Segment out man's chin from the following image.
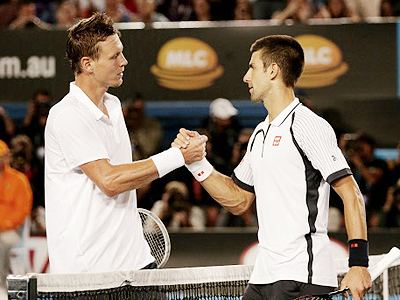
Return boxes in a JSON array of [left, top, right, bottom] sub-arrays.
[[111, 80, 123, 88], [250, 96, 262, 104]]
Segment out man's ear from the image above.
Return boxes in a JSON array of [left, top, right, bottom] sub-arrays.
[[80, 56, 94, 74], [269, 62, 279, 80]]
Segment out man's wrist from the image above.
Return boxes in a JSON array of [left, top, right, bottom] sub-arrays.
[[186, 158, 213, 182], [348, 239, 369, 267], [151, 147, 185, 178]]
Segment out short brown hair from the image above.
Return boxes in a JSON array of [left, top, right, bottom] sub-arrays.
[[250, 35, 304, 88], [66, 13, 120, 75]]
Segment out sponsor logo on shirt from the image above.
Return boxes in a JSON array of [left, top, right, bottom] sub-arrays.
[[273, 136, 282, 146]]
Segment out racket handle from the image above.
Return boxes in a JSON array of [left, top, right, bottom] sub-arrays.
[[369, 247, 400, 281]]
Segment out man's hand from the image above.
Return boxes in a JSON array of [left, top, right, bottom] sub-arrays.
[[173, 128, 207, 165], [171, 128, 199, 149], [340, 266, 371, 300]]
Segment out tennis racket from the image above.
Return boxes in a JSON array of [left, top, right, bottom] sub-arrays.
[[295, 246, 400, 300], [138, 208, 171, 268]]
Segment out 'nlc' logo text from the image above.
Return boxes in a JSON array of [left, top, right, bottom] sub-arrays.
[[151, 37, 223, 90], [295, 35, 348, 88]]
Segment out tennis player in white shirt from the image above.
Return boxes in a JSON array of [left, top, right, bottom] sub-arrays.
[[45, 13, 207, 274], [173, 35, 371, 300]]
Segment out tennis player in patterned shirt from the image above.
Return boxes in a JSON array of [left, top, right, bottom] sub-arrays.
[[173, 35, 371, 300]]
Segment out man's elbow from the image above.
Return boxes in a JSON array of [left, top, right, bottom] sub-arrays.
[[229, 202, 250, 215], [99, 180, 120, 197]]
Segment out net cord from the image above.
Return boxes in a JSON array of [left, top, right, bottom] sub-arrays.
[[33, 264, 254, 293], [29, 253, 400, 296]]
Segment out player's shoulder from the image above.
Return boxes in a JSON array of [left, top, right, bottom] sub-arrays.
[[49, 92, 80, 115], [294, 104, 331, 129]]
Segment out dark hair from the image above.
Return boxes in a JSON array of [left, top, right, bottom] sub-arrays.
[[66, 13, 120, 75], [250, 35, 304, 88]]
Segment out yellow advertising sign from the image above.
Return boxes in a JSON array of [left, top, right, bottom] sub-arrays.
[[295, 35, 348, 88], [151, 37, 224, 90]]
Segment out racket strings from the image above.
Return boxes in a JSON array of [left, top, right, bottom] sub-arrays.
[[139, 212, 167, 266]]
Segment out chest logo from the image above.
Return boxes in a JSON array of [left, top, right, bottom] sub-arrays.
[[272, 136, 282, 146]]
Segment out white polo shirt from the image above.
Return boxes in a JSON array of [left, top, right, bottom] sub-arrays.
[[233, 98, 351, 287], [45, 82, 154, 274]]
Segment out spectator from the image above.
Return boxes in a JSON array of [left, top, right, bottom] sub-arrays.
[[55, 0, 79, 28], [105, 0, 135, 22], [78, 0, 105, 18], [123, 94, 163, 162], [35, 0, 57, 24], [22, 90, 51, 158], [379, 179, 400, 228], [188, 0, 213, 21], [347, 133, 391, 228], [0, 0, 18, 28], [123, 94, 164, 208], [200, 98, 242, 174], [151, 181, 206, 229], [314, 0, 360, 21], [21, 90, 51, 211], [9, 0, 52, 29], [234, 0, 253, 20], [190, 128, 227, 227], [157, 0, 193, 21], [9, 134, 34, 180], [0, 106, 15, 144], [230, 127, 253, 169], [9, 134, 46, 234], [0, 140, 33, 297], [218, 128, 257, 227], [132, 0, 169, 23], [344, 0, 381, 20], [272, 0, 318, 23], [380, 0, 397, 16]]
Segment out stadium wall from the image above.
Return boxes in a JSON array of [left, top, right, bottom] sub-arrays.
[[0, 21, 399, 146]]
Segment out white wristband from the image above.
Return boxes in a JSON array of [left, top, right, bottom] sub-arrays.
[[185, 158, 213, 182], [151, 147, 185, 178]]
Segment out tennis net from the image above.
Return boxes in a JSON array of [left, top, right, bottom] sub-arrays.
[[7, 254, 400, 300]]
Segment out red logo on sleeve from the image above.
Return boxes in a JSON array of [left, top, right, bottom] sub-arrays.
[[273, 136, 282, 146]]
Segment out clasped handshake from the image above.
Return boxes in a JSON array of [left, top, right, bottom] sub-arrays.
[[172, 128, 208, 165]]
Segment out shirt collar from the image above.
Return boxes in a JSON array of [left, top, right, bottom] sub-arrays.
[[268, 97, 301, 127], [69, 82, 119, 122]]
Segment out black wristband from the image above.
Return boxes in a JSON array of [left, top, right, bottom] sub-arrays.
[[348, 239, 369, 267]]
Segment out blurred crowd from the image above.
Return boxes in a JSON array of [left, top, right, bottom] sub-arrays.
[[1, 90, 400, 235], [1, 0, 400, 29]]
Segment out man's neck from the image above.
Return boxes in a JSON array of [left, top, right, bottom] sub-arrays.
[[263, 88, 295, 122], [75, 76, 109, 117]]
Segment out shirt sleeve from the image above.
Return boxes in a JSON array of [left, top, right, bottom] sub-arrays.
[[52, 107, 109, 169], [293, 113, 352, 184], [232, 143, 255, 194]]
